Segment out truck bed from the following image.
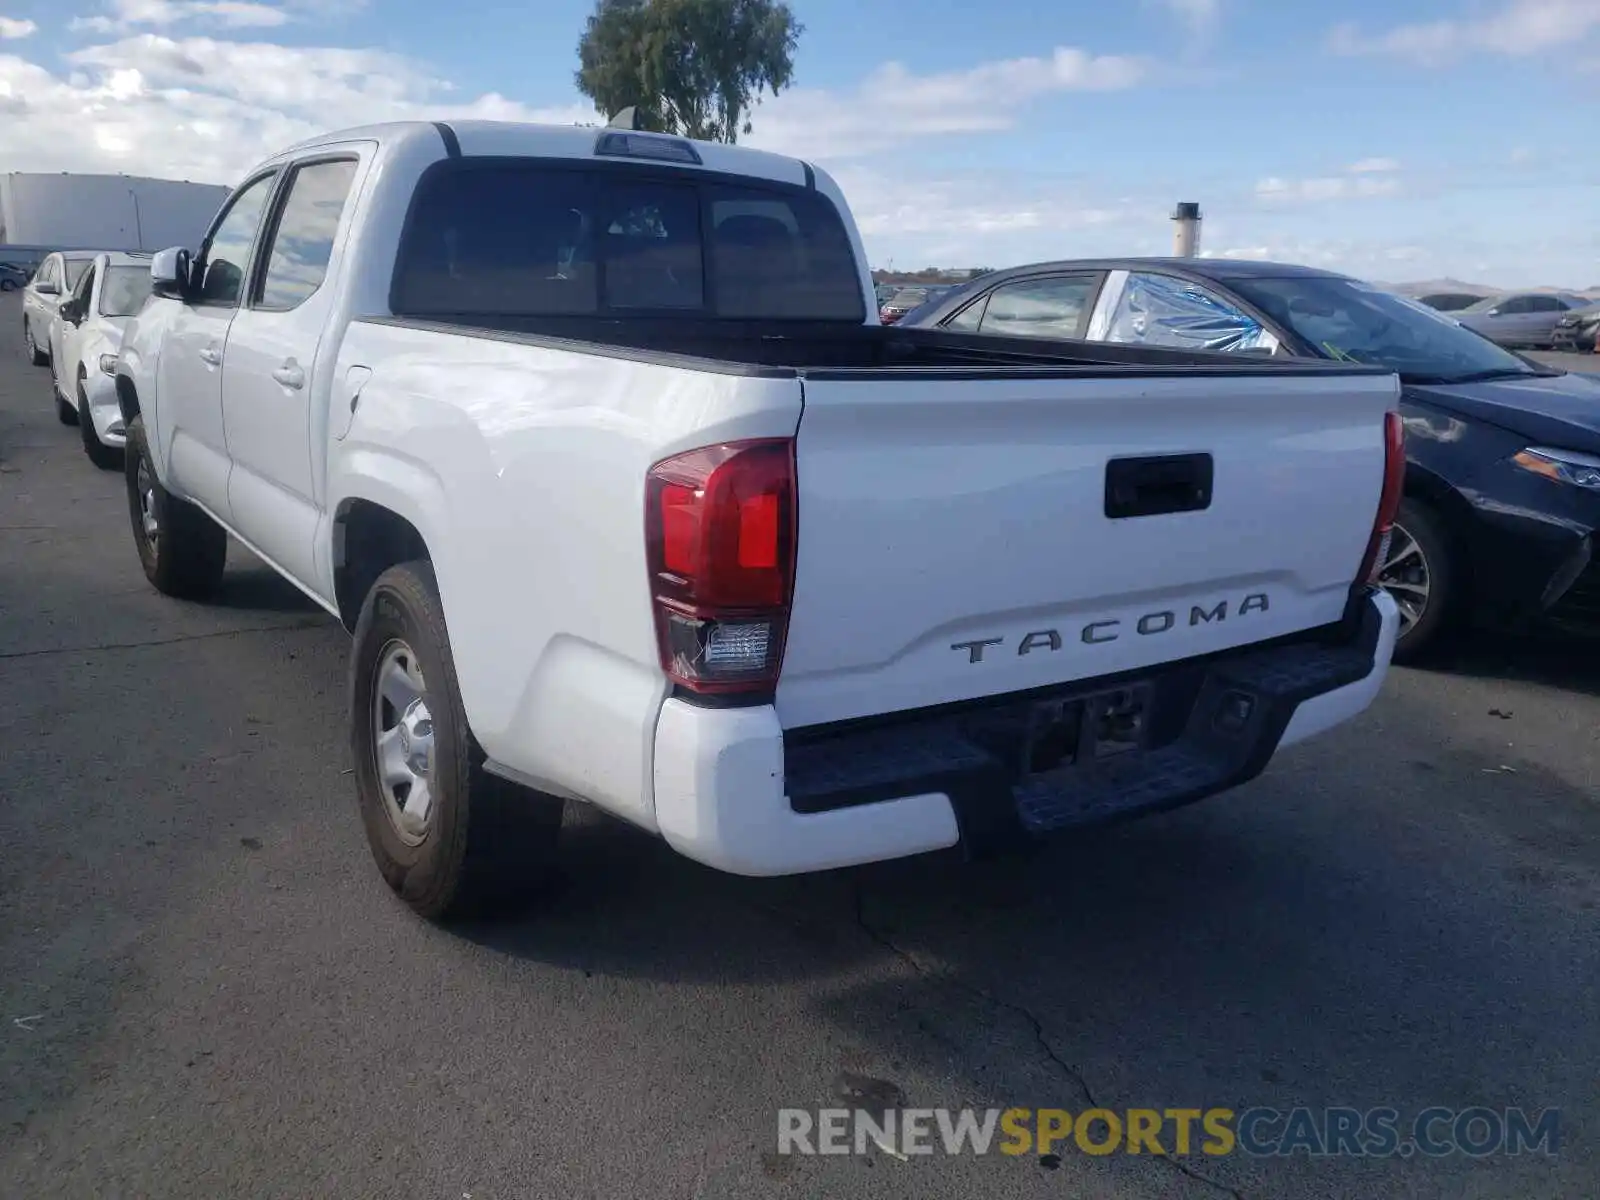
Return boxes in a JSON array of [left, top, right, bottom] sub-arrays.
[[358, 314, 1392, 380]]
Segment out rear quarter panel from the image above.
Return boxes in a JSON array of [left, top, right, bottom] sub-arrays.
[[327, 321, 804, 828]]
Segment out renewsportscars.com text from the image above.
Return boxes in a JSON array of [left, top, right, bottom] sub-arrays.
[[777, 1106, 1560, 1160]]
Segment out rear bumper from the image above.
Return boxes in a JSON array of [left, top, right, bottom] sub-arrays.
[[652, 589, 1398, 876]]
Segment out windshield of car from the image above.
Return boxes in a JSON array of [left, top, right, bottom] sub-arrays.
[[1226, 275, 1549, 383], [64, 258, 94, 289], [100, 265, 153, 317]]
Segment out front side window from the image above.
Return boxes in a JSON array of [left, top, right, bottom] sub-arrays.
[[100, 266, 153, 317], [391, 163, 865, 321], [198, 173, 277, 306], [258, 159, 359, 310], [71, 263, 96, 309], [1103, 272, 1274, 353], [978, 275, 1096, 340]]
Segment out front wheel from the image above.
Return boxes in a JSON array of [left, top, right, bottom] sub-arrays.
[[23, 320, 47, 367], [1380, 498, 1458, 663], [78, 379, 122, 469], [124, 415, 228, 598], [349, 561, 563, 921]]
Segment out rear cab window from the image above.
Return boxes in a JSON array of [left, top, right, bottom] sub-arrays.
[[390, 159, 865, 322]]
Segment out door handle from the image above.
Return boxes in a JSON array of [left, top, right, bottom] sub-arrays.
[[1105, 453, 1214, 519], [199, 345, 222, 367], [271, 361, 305, 390]]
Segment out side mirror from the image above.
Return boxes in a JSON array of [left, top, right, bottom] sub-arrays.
[[150, 247, 192, 301], [58, 300, 78, 323], [1486, 308, 1502, 317], [36, 280, 60, 296]]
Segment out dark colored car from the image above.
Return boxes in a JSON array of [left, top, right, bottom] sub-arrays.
[[1416, 291, 1488, 313], [903, 258, 1600, 660], [1551, 303, 1600, 353], [0, 262, 32, 292]]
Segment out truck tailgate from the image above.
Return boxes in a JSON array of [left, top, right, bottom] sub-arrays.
[[776, 368, 1398, 730]]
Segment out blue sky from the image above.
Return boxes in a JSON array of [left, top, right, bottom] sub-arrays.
[[2, 0, 1598, 285]]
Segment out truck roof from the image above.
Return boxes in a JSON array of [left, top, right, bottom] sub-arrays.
[[274, 119, 815, 190]]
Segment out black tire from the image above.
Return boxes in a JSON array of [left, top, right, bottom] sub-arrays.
[[24, 319, 47, 367], [349, 560, 563, 921], [124, 415, 228, 598], [56, 386, 79, 426], [1384, 498, 1458, 664], [78, 379, 122, 469]]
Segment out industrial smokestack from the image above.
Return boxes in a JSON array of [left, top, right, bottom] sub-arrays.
[[1172, 201, 1202, 257]]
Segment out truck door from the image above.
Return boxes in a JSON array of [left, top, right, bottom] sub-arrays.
[[220, 154, 363, 597], [158, 170, 279, 521]]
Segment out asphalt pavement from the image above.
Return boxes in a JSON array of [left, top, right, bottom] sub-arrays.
[[2, 291, 1598, 1199]]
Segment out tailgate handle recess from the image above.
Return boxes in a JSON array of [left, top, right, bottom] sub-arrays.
[[1105, 453, 1213, 519]]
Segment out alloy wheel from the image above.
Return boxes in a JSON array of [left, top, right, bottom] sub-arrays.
[[1379, 521, 1431, 638]]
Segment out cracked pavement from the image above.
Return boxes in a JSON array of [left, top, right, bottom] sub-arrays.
[[2, 292, 1598, 1198]]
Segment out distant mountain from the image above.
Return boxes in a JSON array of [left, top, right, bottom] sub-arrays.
[[1379, 278, 1600, 300]]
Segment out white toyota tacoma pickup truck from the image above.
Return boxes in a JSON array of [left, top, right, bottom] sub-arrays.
[[116, 120, 1403, 920]]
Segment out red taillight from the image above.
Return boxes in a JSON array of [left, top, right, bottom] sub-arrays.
[[1357, 411, 1406, 586], [645, 439, 796, 696]]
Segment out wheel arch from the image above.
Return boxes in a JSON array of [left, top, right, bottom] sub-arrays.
[[333, 497, 435, 633], [114, 374, 141, 426]]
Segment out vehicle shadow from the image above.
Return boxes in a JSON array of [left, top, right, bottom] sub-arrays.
[[1419, 625, 1600, 698], [211, 559, 323, 614], [451, 693, 1599, 1196]]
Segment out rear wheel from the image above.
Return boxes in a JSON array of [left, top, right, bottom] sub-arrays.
[[1381, 498, 1457, 663], [124, 415, 228, 598], [350, 561, 563, 921], [78, 378, 122, 469]]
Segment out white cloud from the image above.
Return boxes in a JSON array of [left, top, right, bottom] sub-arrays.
[[0, 16, 38, 38], [1256, 176, 1402, 202], [745, 46, 1148, 160], [70, 1, 294, 33], [1329, 0, 1600, 65], [1256, 157, 1405, 204], [0, 34, 594, 181], [1154, 0, 1222, 40]]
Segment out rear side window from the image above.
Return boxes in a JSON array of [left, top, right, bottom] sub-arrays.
[[978, 275, 1096, 340], [257, 159, 359, 311], [391, 163, 864, 321]]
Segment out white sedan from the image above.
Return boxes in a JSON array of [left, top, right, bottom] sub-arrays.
[[49, 252, 152, 469]]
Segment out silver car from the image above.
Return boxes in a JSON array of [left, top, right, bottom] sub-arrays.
[[20, 251, 97, 367], [1454, 291, 1593, 349]]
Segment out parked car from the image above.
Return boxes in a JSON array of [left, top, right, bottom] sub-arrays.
[[879, 287, 929, 324], [117, 122, 1399, 921], [904, 258, 1600, 658], [1454, 291, 1593, 349], [0, 262, 30, 292], [20, 250, 97, 366], [46, 250, 151, 467], [1551, 303, 1600, 353], [1414, 292, 1487, 313]]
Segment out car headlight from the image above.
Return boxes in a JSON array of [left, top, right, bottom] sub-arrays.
[[1512, 446, 1600, 490], [99, 353, 118, 375]]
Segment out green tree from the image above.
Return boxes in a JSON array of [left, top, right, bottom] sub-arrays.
[[576, 0, 802, 143]]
